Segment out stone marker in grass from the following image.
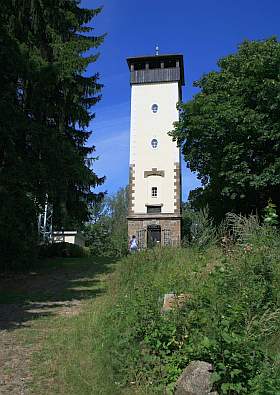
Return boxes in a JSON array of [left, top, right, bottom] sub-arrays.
[[174, 360, 217, 395], [161, 293, 192, 313]]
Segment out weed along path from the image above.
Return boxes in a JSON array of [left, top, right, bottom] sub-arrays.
[[0, 256, 115, 395]]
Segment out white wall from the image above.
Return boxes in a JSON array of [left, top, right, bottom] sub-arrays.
[[52, 231, 85, 247], [129, 82, 180, 214]]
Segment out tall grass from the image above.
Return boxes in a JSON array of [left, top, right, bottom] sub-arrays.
[[31, 219, 280, 394]]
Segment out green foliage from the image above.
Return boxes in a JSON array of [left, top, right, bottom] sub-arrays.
[[264, 199, 279, 226], [248, 359, 280, 395], [91, 221, 280, 394], [0, 190, 38, 271], [0, 1, 104, 269], [224, 212, 260, 244], [39, 242, 90, 258], [171, 37, 280, 220], [85, 221, 111, 256], [85, 187, 128, 257], [181, 202, 193, 241], [181, 204, 217, 247]]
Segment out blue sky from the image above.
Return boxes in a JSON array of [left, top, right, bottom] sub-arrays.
[[81, 0, 280, 200]]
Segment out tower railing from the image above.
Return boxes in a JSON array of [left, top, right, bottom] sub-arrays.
[[130, 67, 181, 84]]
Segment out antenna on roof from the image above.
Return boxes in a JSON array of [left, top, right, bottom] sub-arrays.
[[155, 44, 159, 56]]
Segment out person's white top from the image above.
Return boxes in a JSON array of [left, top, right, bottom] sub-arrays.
[[130, 239, 138, 249]]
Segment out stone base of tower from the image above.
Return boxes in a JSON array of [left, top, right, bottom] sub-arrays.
[[128, 215, 181, 249]]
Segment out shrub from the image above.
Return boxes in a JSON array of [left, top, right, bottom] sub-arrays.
[[248, 359, 280, 395], [39, 242, 90, 258], [85, 187, 128, 258], [264, 199, 279, 227], [0, 190, 38, 271], [182, 205, 217, 248], [91, 223, 280, 394]]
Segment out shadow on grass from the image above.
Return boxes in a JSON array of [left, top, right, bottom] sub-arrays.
[[0, 255, 117, 331]]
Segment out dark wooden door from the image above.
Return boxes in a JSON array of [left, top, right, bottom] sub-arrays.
[[147, 225, 161, 248]]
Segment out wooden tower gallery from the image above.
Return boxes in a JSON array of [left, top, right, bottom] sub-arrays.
[[127, 52, 184, 248]]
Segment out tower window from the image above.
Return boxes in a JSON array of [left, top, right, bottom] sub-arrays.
[[151, 139, 158, 148], [134, 62, 146, 70], [147, 205, 161, 214], [151, 104, 158, 113], [149, 61, 161, 69], [164, 59, 177, 68], [152, 187, 158, 197]]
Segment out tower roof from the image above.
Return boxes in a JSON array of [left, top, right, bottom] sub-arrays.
[[127, 53, 185, 86]]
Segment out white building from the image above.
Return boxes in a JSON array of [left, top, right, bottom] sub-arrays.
[[52, 230, 85, 247], [127, 53, 184, 248]]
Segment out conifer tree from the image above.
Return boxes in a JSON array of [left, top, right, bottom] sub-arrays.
[[0, 1, 105, 269]]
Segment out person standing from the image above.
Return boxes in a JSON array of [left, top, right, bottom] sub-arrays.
[[129, 235, 138, 253]]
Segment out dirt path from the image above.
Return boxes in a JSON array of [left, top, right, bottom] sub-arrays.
[[0, 329, 34, 394], [0, 257, 113, 394]]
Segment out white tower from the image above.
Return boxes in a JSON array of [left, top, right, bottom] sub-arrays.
[[127, 53, 184, 248]]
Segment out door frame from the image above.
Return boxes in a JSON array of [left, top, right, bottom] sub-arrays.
[[147, 224, 161, 248]]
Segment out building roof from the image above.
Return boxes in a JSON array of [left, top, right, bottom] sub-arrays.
[[127, 53, 185, 85], [127, 53, 183, 65]]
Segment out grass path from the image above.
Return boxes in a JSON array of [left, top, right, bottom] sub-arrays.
[[0, 256, 116, 394]]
